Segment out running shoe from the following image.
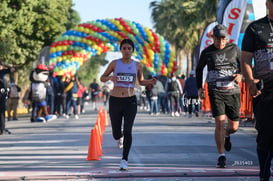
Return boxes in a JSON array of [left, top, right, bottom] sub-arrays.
[[117, 136, 124, 149], [195, 111, 199, 117], [216, 155, 226, 168], [36, 117, 46, 123], [175, 111, 180, 117], [45, 115, 57, 122], [224, 136, 232, 152], [119, 159, 128, 171], [171, 112, 174, 117]]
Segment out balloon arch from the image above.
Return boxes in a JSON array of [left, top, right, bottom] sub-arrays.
[[49, 18, 177, 77]]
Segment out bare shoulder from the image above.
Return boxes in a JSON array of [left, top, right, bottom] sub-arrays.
[[107, 59, 118, 70], [110, 59, 118, 66]]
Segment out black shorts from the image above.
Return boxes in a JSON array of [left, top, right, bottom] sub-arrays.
[[208, 91, 240, 121], [77, 97, 82, 106]]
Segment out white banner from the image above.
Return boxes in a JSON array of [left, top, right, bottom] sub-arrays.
[[222, 0, 247, 45], [199, 21, 218, 56]]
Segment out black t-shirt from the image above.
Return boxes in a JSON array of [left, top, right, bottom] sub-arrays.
[[196, 42, 241, 95], [242, 15, 273, 90], [0, 68, 11, 89], [89, 82, 99, 95]]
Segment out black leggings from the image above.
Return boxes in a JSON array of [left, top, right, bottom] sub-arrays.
[[253, 92, 273, 180], [109, 96, 137, 161]]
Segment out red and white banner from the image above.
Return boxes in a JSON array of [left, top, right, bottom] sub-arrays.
[[199, 21, 218, 56], [222, 0, 247, 44]]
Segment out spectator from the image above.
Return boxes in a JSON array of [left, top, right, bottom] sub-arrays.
[[46, 75, 54, 115], [102, 82, 111, 106], [89, 78, 99, 111], [178, 74, 186, 114], [53, 75, 65, 117], [149, 76, 160, 115], [139, 85, 147, 110], [81, 87, 88, 113], [165, 72, 183, 117], [156, 76, 166, 114], [6, 78, 21, 121], [77, 77, 85, 115], [22, 87, 31, 113], [64, 75, 79, 119], [0, 63, 15, 134], [183, 70, 199, 118]]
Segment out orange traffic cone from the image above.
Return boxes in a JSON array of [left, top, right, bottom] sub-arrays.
[[100, 110, 106, 133], [104, 109, 109, 126], [94, 125, 102, 156], [96, 118, 103, 141], [86, 129, 100, 160], [99, 107, 104, 122]]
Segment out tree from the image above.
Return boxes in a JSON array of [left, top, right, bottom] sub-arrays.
[[77, 54, 108, 86], [150, 0, 218, 76], [0, 0, 79, 85]]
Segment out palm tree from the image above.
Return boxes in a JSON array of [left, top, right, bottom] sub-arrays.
[[150, 0, 218, 76]]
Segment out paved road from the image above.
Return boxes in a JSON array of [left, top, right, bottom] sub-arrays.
[[0, 103, 267, 180]]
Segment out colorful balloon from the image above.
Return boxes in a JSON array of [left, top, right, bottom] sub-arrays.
[[49, 18, 177, 77]]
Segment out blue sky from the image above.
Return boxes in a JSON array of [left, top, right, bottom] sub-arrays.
[[72, 0, 156, 30]]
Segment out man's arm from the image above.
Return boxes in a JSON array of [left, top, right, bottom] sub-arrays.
[[233, 46, 242, 84], [241, 51, 261, 97], [196, 51, 207, 97]]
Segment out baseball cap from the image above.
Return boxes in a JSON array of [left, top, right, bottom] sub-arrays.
[[36, 64, 49, 71], [213, 24, 228, 37]]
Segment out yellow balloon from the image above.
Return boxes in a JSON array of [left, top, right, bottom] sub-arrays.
[[148, 49, 154, 62], [50, 47, 56, 53], [140, 59, 146, 65], [57, 57, 62, 62], [168, 62, 173, 68], [117, 24, 124, 32], [93, 45, 98, 49], [78, 26, 84, 33], [163, 68, 168, 76], [56, 46, 62, 52]]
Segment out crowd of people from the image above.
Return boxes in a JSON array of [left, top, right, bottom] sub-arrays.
[[138, 71, 200, 118], [0, 64, 111, 124]]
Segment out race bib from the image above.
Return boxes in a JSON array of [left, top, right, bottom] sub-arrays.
[[216, 80, 234, 89], [117, 75, 134, 82]]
